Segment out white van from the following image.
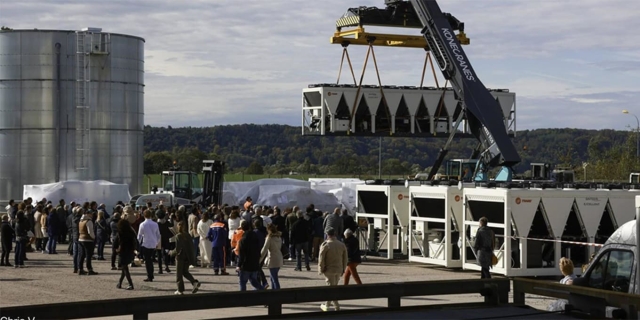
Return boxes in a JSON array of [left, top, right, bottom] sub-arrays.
[[570, 196, 639, 318], [574, 220, 637, 294]]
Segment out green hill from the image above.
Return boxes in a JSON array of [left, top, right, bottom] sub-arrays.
[[143, 125, 637, 181]]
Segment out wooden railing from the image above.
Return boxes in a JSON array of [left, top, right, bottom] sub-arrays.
[[0, 278, 510, 320]]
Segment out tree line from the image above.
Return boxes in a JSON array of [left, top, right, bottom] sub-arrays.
[[143, 125, 639, 181]]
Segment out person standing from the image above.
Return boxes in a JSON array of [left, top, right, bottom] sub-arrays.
[[33, 205, 44, 252], [95, 211, 108, 260], [46, 205, 60, 254], [227, 209, 241, 267], [197, 212, 213, 269], [473, 217, 494, 279], [311, 212, 325, 261], [343, 229, 362, 285], [109, 212, 121, 270], [169, 221, 201, 295], [71, 207, 82, 273], [207, 213, 229, 275], [323, 208, 344, 241], [188, 208, 200, 265], [318, 228, 348, 311], [285, 207, 298, 260], [114, 219, 136, 290], [137, 209, 161, 282], [1, 215, 14, 266], [157, 210, 174, 273], [290, 211, 311, 271], [78, 209, 97, 275], [236, 220, 264, 291], [260, 223, 283, 289]]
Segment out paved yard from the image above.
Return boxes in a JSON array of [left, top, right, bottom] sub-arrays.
[[0, 245, 557, 319]]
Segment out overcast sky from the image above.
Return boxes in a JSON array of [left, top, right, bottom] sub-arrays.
[[2, 0, 639, 130]]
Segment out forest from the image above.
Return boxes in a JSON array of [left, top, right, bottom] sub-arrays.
[[143, 124, 639, 181]]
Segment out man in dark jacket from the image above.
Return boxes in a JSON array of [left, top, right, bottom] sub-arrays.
[[46, 207, 60, 254], [290, 211, 311, 271], [323, 208, 344, 241], [341, 209, 357, 233], [71, 208, 83, 273], [236, 220, 264, 291], [109, 213, 121, 270], [285, 207, 299, 260], [66, 210, 74, 255], [157, 210, 174, 273], [473, 217, 494, 279], [56, 199, 67, 244], [1, 215, 14, 266], [311, 212, 325, 261]]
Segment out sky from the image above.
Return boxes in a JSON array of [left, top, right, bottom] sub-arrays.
[[1, 0, 640, 131]]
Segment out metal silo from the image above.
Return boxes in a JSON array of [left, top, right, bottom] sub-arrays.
[[0, 28, 144, 206]]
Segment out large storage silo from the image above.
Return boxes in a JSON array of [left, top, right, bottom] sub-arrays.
[[0, 28, 144, 205]]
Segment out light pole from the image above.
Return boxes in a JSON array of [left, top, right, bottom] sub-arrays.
[[378, 137, 382, 179], [622, 110, 639, 158]]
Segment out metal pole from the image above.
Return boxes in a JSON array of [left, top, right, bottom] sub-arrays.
[[378, 137, 382, 179], [633, 114, 640, 158], [623, 111, 640, 158]]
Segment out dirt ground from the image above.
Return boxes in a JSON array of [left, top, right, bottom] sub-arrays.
[[0, 244, 555, 319]]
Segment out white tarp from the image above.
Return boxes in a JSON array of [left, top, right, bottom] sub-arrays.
[[23, 180, 131, 208], [256, 188, 340, 213], [224, 179, 310, 206], [310, 179, 364, 214], [309, 178, 363, 193]]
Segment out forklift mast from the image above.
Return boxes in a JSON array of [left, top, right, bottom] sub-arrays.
[[202, 160, 225, 207]]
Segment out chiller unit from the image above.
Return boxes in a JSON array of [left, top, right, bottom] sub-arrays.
[[355, 180, 420, 259], [302, 84, 516, 138], [461, 185, 640, 277], [408, 182, 465, 267]]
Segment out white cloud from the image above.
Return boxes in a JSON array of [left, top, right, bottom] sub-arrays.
[[570, 98, 616, 104], [1, 0, 639, 130]]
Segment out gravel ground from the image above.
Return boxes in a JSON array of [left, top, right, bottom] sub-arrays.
[[0, 244, 555, 319]]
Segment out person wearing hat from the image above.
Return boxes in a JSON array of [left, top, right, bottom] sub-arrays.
[[318, 227, 348, 312], [342, 228, 362, 285]]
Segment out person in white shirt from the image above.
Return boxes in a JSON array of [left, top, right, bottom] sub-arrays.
[[197, 212, 213, 268], [137, 209, 161, 282]]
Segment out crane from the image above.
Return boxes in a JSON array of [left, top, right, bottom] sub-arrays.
[[333, 0, 521, 182]]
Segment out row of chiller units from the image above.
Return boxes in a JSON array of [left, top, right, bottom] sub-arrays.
[[355, 183, 640, 277]]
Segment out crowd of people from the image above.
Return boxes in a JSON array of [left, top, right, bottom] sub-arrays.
[[1, 196, 363, 311]]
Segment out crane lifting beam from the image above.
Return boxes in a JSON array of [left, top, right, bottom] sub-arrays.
[[331, 26, 469, 48]]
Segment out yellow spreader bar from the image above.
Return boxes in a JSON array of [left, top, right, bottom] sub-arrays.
[[331, 27, 470, 48]]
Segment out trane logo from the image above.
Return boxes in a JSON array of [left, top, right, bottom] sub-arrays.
[[515, 197, 532, 205], [397, 194, 409, 200]]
